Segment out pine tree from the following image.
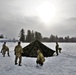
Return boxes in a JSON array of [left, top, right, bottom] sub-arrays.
[[35, 31, 42, 41], [26, 30, 32, 42], [0, 34, 4, 38], [31, 30, 35, 41], [19, 29, 25, 42]]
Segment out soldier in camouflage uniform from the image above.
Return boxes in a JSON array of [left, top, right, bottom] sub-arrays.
[[55, 42, 59, 56], [14, 42, 23, 66], [36, 50, 45, 66], [1, 42, 10, 57]]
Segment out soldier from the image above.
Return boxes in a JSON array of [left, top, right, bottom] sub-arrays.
[[1, 42, 10, 57], [55, 42, 59, 56], [36, 50, 45, 66], [14, 42, 23, 66]]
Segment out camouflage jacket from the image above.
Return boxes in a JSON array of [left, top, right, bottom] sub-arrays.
[[2, 44, 9, 51], [37, 52, 45, 63], [14, 45, 23, 57]]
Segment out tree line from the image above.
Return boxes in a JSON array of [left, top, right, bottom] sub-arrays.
[[19, 29, 42, 42], [19, 29, 76, 42]]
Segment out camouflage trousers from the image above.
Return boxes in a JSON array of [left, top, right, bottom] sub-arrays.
[[15, 56, 22, 65], [2, 50, 10, 57], [56, 49, 59, 56], [36, 60, 43, 66]]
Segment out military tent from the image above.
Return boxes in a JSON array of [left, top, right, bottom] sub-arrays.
[[22, 40, 55, 57]]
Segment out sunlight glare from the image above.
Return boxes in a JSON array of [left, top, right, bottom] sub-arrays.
[[36, 1, 57, 25]]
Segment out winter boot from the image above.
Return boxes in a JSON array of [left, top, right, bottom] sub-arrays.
[[18, 63, 22, 66], [15, 63, 18, 65]]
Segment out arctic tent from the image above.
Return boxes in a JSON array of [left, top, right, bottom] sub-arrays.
[[22, 40, 55, 57]]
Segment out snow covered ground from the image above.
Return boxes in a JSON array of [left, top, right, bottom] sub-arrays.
[[0, 42, 76, 75]]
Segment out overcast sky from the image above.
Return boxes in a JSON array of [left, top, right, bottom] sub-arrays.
[[0, 0, 76, 39]]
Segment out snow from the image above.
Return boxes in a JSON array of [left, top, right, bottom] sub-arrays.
[[0, 42, 76, 75]]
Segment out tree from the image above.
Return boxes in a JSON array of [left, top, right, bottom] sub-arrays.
[[26, 30, 32, 42], [64, 36, 70, 42], [0, 34, 4, 38], [50, 34, 56, 42], [19, 29, 25, 42], [31, 30, 35, 41], [35, 31, 42, 41]]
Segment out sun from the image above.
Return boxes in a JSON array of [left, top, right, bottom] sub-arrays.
[[36, 1, 57, 25]]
